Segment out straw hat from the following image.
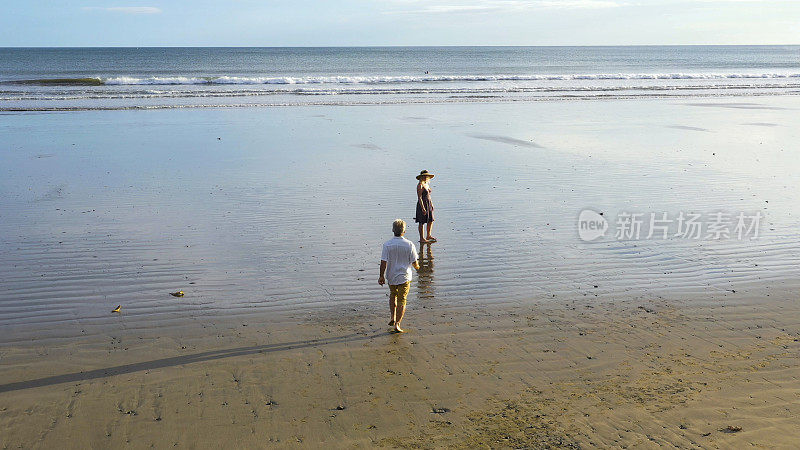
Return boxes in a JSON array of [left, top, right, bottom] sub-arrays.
[[416, 170, 435, 180]]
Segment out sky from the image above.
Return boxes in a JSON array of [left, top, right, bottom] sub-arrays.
[[1, 0, 799, 46]]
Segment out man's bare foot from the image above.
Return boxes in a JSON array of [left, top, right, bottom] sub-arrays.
[[393, 325, 405, 333], [420, 238, 430, 244], [388, 320, 395, 326], [427, 236, 437, 242]]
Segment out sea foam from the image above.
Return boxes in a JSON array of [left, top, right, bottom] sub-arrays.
[[100, 72, 800, 86]]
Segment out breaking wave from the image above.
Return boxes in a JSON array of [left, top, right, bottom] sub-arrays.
[[7, 72, 800, 86]]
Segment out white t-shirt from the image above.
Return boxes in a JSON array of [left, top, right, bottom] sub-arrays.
[[381, 236, 419, 285]]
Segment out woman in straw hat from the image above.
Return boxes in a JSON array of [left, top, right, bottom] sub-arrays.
[[414, 170, 436, 243]]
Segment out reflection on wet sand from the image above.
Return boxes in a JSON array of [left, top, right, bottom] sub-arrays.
[[416, 243, 434, 300], [2, 99, 800, 343]]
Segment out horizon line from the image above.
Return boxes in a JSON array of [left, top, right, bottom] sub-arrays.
[[2, 44, 800, 49]]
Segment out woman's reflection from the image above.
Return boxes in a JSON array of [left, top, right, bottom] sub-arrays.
[[416, 242, 435, 300]]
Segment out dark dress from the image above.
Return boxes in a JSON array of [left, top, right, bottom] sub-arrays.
[[415, 184, 434, 224]]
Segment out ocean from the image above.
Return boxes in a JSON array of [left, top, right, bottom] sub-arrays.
[[1, 46, 800, 111], [1, 46, 800, 344]]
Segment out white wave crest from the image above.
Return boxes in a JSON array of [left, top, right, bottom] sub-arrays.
[[100, 72, 800, 86]]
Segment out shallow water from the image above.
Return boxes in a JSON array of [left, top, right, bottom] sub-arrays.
[[1, 97, 799, 343]]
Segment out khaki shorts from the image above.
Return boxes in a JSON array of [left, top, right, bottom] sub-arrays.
[[389, 281, 411, 307]]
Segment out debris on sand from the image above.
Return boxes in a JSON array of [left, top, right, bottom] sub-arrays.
[[170, 291, 185, 297], [111, 305, 121, 313], [720, 425, 742, 433]]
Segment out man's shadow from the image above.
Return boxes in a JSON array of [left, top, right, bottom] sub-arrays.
[[0, 331, 387, 394]]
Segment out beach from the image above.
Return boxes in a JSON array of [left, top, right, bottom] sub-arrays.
[[2, 91, 800, 447], [2, 286, 800, 447]]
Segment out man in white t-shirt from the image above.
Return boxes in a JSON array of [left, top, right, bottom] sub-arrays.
[[379, 219, 419, 333]]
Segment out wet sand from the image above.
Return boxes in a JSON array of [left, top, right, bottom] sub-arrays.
[[2, 95, 800, 447], [2, 96, 800, 343], [1, 285, 800, 448]]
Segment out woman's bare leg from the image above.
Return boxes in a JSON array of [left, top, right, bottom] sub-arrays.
[[426, 222, 436, 241], [418, 224, 428, 243]]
